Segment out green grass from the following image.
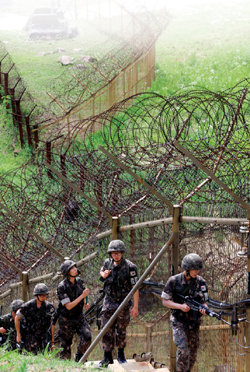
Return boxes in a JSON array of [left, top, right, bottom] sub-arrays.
[[0, 95, 32, 176], [152, 0, 250, 95], [0, 345, 110, 371]]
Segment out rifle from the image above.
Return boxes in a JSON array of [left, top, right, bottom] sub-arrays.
[[178, 294, 231, 325], [16, 340, 24, 353], [84, 290, 105, 328]]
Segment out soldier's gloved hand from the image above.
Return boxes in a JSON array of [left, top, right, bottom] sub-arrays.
[[83, 288, 89, 298]]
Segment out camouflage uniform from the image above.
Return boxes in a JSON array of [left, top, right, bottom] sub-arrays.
[[56, 277, 92, 359], [0, 313, 26, 350], [100, 258, 138, 352], [16, 299, 54, 353], [161, 272, 208, 372]]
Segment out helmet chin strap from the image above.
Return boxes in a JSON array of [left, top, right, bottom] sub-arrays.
[[36, 295, 45, 302], [68, 269, 80, 278]]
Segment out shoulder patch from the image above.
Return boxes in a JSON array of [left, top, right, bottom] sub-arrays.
[[130, 270, 137, 277], [201, 285, 207, 291]]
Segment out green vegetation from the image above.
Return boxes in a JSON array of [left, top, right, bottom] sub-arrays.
[[152, 0, 250, 94], [0, 95, 31, 176], [0, 345, 106, 371]]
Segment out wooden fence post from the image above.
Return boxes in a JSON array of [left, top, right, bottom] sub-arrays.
[[3, 72, 8, 96], [33, 124, 39, 149], [146, 324, 153, 353], [130, 215, 136, 259], [111, 216, 119, 240], [25, 116, 33, 148], [46, 141, 52, 178], [15, 100, 24, 148], [21, 271, 29, 302]]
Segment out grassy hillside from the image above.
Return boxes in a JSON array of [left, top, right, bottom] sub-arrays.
[[152, 0, 250, 94]]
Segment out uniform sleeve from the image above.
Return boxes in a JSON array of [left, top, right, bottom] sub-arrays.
[[129, 264, 138, 285], [57, 283, 70, 306], [17, 303, 28, 319], [161, 277, 174, 301], [48, 304, 55, 318]]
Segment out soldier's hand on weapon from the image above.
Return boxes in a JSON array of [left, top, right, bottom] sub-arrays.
[[84, 303, 90, 311], [0, 327, 6, 334], [181, 303, 190, 312], [82, 288, 89, 298], [102, 270, 111, 279], [199, 304, 208, 316]]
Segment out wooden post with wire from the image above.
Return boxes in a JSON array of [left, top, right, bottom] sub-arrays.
[[21, 271, 29, 302], [111, 216, 119, 240]]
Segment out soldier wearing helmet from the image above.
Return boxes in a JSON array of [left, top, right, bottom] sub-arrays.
[[0, 299, 25, 350], [56, 260, 91, 361], [161, 253, 208, 372], [15, 283, 54, 354], [98, 240, 139, 368]]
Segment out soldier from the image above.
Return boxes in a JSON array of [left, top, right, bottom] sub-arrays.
[[161, 253, 208, 372], [98, 239, 139, 368], [0, 299, 24, 350], [56, 260, 91, 361], [15, 283, 54, 354]]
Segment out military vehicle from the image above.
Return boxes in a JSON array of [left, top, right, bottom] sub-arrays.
[[25, 8, 78, 40]]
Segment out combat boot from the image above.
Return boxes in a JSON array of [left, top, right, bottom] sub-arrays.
[[117, 348, 127, 363], [74, 352, 83, 362], [98, 351, 114, 367]]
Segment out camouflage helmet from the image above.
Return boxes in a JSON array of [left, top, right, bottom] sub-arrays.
[[107, 240, 126, 253], [60, 260, 76, 277], [181, 253, 203, 271], [11, 299, 24, 312], [33, 283, 49, 296]]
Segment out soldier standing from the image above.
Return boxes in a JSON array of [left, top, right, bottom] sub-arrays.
[[0, 299, 24, 350], [15, 283, 54, 354], [161, 253, 208, 372], [98, 239, 139, 368], [56, 260, 91, 361]]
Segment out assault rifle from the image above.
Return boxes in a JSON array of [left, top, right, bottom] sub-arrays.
[[177, 294, 229, 323], [16, 340, 24, 353]]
